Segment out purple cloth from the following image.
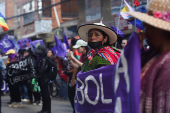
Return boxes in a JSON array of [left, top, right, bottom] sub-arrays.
[[17, 38, 31, 49], [63, 34, 70, 49], [8, 54, 16, 59], [129, 19, 143, 30], [0, 35, 15, 54], [110, 23, 124, 37], [52, 36, 66, 58], [30, 40, 44, 48], [75, 33, 141, 113]]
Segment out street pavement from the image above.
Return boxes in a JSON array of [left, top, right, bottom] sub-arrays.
[[1, 96, 72, 113]]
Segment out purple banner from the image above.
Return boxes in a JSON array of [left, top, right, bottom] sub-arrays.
[[75, 33, 141, 113], [17, 38, 31, 49], [75, 65, 116, 112], [0, 35, 15, 54], [1, 80, 9, 92], [30, 40, 44, 48]]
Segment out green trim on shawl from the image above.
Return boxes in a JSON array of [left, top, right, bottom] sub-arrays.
[[81, 55, 111, 72]]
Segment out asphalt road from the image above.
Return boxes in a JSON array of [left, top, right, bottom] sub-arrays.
[[1, 96, 72, 113]]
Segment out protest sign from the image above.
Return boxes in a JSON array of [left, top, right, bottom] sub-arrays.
[[75, 33, 141, 113], [6, 55, 34, 87]]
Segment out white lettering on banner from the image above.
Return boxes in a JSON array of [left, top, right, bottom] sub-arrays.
[[99, 73, 112, 104], [75, 73, 112, 105], [1, 81, 5, 91], [76, 78, 85, 105], [9, 74, 34, 85], [114, 49, 129, 111], [85, 75, 100, 105], [114, 49, 129, 93], [0, 38, 12, 48], [114, 97, 122, 113]]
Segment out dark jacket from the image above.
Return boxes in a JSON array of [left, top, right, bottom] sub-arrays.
[[37, 57, 49, 84]]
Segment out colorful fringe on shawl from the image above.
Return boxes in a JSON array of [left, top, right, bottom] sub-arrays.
[[87, 46, 121, 65]]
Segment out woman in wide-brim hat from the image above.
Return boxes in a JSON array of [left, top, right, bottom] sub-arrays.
[[128, 0, 170, 112], [78, 23, 121, 72]]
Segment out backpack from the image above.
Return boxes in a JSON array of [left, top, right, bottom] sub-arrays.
[[46, 57, 58, 81]]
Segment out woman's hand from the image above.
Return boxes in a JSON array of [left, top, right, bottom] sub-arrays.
[[70, 51, 74, 59], [71, 79, 76, 87]]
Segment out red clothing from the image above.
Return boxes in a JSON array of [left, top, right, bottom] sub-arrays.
[[79, 54, 87, 63], [73, 49, 82, 60], [141, 50, 170, 113]]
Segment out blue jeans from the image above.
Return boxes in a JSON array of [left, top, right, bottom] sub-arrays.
[[56, 75, 68, 98], [20, 85, 29, 99]]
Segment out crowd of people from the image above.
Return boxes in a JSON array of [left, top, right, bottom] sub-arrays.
[[0, 0, 169, 113]]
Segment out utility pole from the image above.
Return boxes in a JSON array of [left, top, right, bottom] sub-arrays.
[[53, 0, 60, 27]]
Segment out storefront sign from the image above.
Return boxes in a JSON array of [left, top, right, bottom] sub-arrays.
[[35, 20, 52, 33]]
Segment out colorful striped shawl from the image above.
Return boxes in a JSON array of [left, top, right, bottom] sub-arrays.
[[87, 46, 121, 65]]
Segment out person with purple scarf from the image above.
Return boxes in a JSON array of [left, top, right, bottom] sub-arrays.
[[5, 49, 23, 108]]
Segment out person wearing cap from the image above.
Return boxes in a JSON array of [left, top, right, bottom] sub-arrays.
[[69, 39, 89, 68], [128, 0, 170, 112], [5, 49, 23, 108], [34, 45, 51, 113], [78, 23, 121, 72]]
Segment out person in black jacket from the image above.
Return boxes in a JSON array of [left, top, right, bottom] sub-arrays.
[[34, 45, 51, 113]]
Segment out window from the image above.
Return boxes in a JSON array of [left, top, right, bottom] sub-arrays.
[[85, 0, 101, 22], [23, 1, 35, 25], [38, 0, 42, 18], [17, 8, 20, 27], [61, 0, 78, 18], [38, 0, 51, 18]]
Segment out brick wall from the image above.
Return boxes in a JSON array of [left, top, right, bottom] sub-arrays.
[[6, 0, 14, 29]]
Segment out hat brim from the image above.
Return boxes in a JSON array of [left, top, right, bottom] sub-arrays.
[[78, 24, 117, 44], [127, 12, 170, 32], [5, 52, 15, 55], [73, 45, 80, 49]]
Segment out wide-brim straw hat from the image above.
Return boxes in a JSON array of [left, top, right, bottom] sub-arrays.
[[78, 23, 117, 44], [128, 0, 170, 32]]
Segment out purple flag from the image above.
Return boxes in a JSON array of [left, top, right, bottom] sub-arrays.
[[75, 33, 141, 113], [52, 36, 66, 57], [63, 34, 69, 50], [0, 35, 15, 54], [17, 38, 31, 49], [110, 23, 124, 37], [30, 40, 44, 48]]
